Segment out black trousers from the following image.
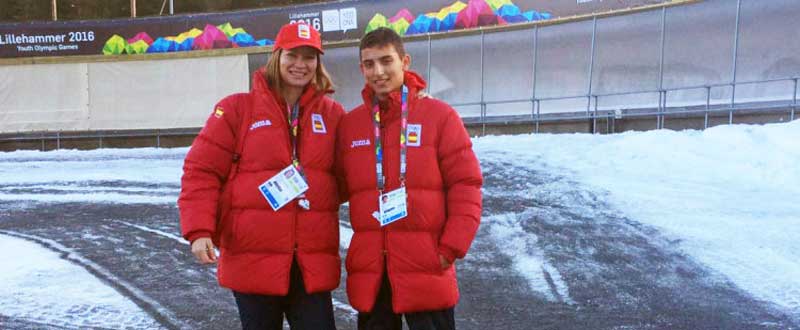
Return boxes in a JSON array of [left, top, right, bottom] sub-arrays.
[[233, 259, 336, 330], [357, 272, 456, 330]]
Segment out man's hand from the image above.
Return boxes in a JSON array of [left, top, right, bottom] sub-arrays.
[[191, 237, 218, 264], [439, 254, 453, 270]]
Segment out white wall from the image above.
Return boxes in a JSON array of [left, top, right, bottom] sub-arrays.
[[0, 55, 249, 133]]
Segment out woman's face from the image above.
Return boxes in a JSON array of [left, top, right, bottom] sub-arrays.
[[279, 46, 318, 89]]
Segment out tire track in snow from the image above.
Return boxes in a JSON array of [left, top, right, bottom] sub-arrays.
[[478, 157, 797, 329], [0, 230, 182, 330], [117, 220, 359, 319]]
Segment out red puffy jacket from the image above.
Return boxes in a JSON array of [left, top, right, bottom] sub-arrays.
[[336, 71, 483, 313], [179, 69, 344, 295]]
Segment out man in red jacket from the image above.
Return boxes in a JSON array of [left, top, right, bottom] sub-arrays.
[[336, 27, 483, 330]]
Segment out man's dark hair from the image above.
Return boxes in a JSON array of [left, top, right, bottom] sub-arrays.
[[359, 27, 406, 60]]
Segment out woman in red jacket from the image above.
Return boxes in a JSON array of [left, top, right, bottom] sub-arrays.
[[178, 22, 344, 330]]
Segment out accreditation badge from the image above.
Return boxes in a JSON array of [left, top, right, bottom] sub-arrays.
[[378, 187, 408, 226], [258, 165, 309, 211]]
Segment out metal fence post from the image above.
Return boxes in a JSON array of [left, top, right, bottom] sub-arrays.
[[658, 6, 666, 88], [532, 25, 539, 134], [426, 35, 432, 94], [658, 7, 667, 130], [705, 86, 711, 129], [535, 100, 541, 134], [730, 0, 742, 125], [657, 91, 663, 129], [610, 108, 615, 133], [587, 17, 597, 131], [659, 91, 664, 129], [792, 78, 797, 121], [480, 31, 486, 136], [661, 91, 666, 129], [56, 132, 61, 150], [593, 95, 599, 134]]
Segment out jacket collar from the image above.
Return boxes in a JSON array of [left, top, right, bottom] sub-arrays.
[[361, 70, 427, 122]]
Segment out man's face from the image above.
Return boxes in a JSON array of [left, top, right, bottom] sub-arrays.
[[360, 44, 410, 101]]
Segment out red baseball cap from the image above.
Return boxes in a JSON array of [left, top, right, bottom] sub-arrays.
[[274, 22, 324, 54]]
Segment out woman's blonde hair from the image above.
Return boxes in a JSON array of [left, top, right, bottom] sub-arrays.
[[265, 48, 334, 96]]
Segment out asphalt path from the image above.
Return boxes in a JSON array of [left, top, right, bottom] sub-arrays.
[[0, 158, 796, 329]]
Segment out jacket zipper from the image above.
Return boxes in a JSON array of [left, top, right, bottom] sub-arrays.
[[380, 116, 392, 301], [380, 116, 389, 263], [289, 105, 299, 265]]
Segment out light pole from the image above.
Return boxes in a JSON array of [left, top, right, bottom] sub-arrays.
[[131, 0, 137, 18], [51, 0, 57, 21]]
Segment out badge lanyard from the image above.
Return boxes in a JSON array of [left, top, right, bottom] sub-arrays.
[[372, 85, 409, 193], [287, 103, 310, 209]]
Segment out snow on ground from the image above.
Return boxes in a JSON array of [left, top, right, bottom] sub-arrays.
[[487, 213, 573, 304], [473, 120, 800, 318], [0, 147, 359, 325], [1, 121, 798, 323], [0, 232, 164, 329], [0, 147, 185, 185], [0, 147, 184, 204]]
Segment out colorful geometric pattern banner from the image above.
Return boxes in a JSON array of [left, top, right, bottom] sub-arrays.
[[0, 0, 672, 58]]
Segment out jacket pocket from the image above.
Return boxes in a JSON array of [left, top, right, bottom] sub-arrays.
[[422, 234, 445, 275], [346, 232, 383, 274], [389, 232, 443, 275], [215, 182, 235, 248]]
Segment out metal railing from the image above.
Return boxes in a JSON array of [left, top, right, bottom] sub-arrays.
[[432, 0, 799, 135], [3, 0, 799, 148], [0, 129, 200, 150], [3, 74, 795, 150], [452, 75, 799, 134]]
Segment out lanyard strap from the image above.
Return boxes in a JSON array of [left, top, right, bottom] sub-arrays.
[[287, 103, 307, 179], [372, 85, 409, 192]]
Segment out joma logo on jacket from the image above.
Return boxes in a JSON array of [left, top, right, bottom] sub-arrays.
[[351, 139, 371, 148]]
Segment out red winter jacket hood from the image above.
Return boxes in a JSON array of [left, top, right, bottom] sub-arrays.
[[336, 71, 483, 313], [179, 69, 345, 295]]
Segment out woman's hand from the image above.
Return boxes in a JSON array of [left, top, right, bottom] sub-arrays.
[[439, 254, 453, 270], [191, 237, 218, 264]]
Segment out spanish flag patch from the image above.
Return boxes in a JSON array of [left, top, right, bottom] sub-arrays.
[[408, 132, 418, 143], [407, 124, 421, 147], [311, 113, 327, 134]]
